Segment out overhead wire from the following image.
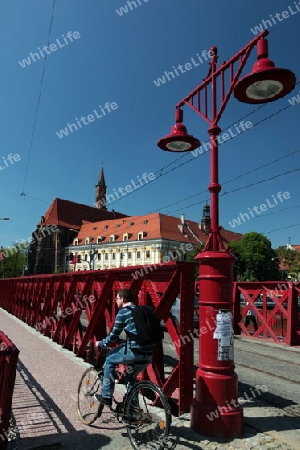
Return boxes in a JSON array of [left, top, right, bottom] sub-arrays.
[[15, 100, 300, 236], [20, 0, 56, 196], [15, 16, 299, 241], [99, 86, 300, 210]]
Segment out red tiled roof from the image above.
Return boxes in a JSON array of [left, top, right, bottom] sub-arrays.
[[39, 198, 128, 230], [73, 212, 242, 246]]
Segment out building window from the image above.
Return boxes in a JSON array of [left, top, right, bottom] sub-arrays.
[[85, 239, 89, 245], [97, 237, 102, 244], [105, 253, 108, 261], [112, 253, 116, 260], [123, 234, 128, 241], [128, 252, 132, 259], [138, 232, 143, 241], [97, 253, 101, 260], [84, 254, 88, 261], [146, 250, 150, 258], [74, 240, 78, 246], [137, 251, 141, 259]]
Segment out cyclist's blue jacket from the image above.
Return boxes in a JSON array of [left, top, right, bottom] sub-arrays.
[[99, 304, 154, 353]]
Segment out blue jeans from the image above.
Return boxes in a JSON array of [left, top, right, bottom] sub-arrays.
[[101, 343, 152, 399]]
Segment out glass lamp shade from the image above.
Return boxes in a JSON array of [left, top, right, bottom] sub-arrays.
[[157, 123, 201, 152], [234, 57, 296, 104]]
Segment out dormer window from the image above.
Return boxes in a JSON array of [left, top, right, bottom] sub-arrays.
[[85, 239, 89, 245], [138, 231, 147, 240], [104, 224, 108, 230], [97, 236, 103, 244], [109, 234, 118, 242], [73, 239, 78, 246], [123, 233, 132, 241]]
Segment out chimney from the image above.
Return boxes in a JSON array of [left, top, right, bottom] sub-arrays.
[[178, 214, 185, 233]]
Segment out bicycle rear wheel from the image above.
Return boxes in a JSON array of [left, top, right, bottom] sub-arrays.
[[77, 367, 104, 425], [124, 380, 171, 450]]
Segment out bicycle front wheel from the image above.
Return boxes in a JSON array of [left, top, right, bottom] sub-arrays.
[[124, 380, 171, 450], [77, 367, 103, 425]]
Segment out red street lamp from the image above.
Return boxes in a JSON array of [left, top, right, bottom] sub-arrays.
[[157, 30, 295, 438]]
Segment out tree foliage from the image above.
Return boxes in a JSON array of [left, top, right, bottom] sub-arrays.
[[275, 246, 300, 281], [229, 232, 280, 281], [0, 245, 25, 278]]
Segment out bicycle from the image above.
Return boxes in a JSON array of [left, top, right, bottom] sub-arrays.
[[77, 347, 172, 449]]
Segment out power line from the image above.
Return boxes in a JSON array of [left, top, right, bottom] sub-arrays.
[[159, 148, 300, 212], [266, 222, 300, 235], [101, 87, 300, 209], [167, 166, 300, 215], [20, 0, 56, 196]]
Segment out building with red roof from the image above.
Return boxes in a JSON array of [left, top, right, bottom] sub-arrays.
[[67, 211, 242, 272], [27, 168, 242, 274]]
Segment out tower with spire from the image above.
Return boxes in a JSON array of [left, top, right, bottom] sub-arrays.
[[95, 167, 107, 209], [200, 204, 211, 232]]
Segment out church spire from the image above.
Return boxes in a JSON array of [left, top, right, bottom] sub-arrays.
[[95, 167, 107, 209]]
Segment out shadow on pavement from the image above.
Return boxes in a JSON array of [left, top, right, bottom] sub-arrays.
[[10, 359, 112, 450]]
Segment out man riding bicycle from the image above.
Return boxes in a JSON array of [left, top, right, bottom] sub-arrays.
[[95, 289, 154, 406]]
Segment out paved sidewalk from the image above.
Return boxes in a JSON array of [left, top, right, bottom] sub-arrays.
[[1, 309, 299, 450]]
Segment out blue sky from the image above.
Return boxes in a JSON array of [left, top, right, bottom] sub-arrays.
[[0, 0, 299, 250]]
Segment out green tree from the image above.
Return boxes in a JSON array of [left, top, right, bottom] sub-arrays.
[[229, 232, 280, 281], [0, 245, 26, 278], [275, 246, 300, 281]]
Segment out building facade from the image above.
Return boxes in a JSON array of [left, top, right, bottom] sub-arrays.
[[66, 211, 242, 272], [27, 167, 242, 275]]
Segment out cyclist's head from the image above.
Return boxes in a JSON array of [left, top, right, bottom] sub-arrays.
[[116, 289, 133, 306]]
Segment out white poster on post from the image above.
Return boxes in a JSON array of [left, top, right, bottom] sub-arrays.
[[213, 310, 234, 360]]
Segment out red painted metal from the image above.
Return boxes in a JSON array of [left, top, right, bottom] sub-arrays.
[[157, 109, 200, 152], [191, 251, 243, 437], [233, 282, 300, 346], [0, 331, 19, 450], [0, 261, 196, 416], [157, 30, 296, 438], [234, 38, 296, 104]]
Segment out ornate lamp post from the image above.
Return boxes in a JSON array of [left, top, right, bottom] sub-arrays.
[[157, 30, 295, 437]]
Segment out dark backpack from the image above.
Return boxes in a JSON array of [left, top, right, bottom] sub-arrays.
[[126, 305, 164, 346]]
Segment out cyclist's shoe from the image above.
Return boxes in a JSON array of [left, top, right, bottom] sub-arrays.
[[94, 394, 112, 406]]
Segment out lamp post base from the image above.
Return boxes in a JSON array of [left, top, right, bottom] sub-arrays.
[[191, 249, 243, 438], [191, 369, 243, 437]]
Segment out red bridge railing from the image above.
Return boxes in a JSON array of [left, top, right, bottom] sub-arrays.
[[0, 261, 196, 416], [233, 281, 300, 345], [1, 270, 299, 418], [0, 331, 19, 450]]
